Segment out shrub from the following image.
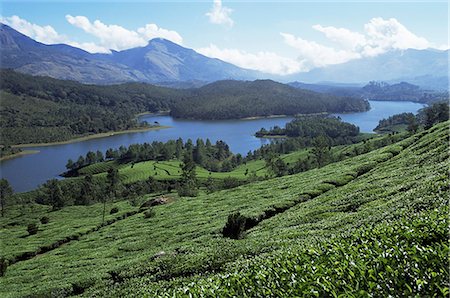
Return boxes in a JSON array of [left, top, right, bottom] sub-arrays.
[[27, 223, 38, 235], [222, 177, 241, 189], [40, 216, 49, 224], [0, 257, 7, 277], [222, 212, 248, 239], [110, 207, 119, 214], [144, 209, 155, 219], [177, 183, 198, 197]]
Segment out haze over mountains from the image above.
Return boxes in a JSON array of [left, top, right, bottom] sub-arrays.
[[291, 48, 449, 90], [1, 23, 448, 90]]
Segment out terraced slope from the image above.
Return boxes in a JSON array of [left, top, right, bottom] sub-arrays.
[[0, 122, 447, 297]]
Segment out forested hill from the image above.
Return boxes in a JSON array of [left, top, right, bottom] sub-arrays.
[[1, 70, 369, 144], [0, 69, 183, 144], [170, 80, 370, 120]]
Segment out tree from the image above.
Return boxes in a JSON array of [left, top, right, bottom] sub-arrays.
[[103, 168, 120, 223], [406, 114, 419, 134], [77, 174, 95, 205], [193, 139, 206, 165], [175, 138, 184, 159], [312, 136, 330, 167], [86, 151, 96, 165], [76, 155, 85, 168], [96, 150, 104, 162], [146, 176, 160, 193], [65, 159, 75, 170], [265, 153, 288, 177], [272, 158, 288, 177], [43, 179, 65, 210], [419, 102, 449, 129], [0, 179, 13, 217], [178, 152, 198, 197], [106, 148, 119, 160]]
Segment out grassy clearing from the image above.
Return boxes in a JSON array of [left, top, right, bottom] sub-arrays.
[[0, 122, 447, 297]]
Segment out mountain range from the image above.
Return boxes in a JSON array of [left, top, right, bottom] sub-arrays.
[[0, 23, 448, 89], [290, 49, 449, 90], [0, 24, 257, 84]]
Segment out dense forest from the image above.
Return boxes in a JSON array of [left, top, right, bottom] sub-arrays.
[[0, 70, 370, 144], [0, 69, 182, 144], [375, 101, 449, 133], [256, 116, 359, 138], [169, 80, 370, 119]]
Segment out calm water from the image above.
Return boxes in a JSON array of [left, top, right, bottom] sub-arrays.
[[0, 100, 425, 192]]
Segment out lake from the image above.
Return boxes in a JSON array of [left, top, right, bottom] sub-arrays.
[[0, 100, 425, 192]]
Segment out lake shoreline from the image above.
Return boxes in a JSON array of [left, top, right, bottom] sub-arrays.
[[0, 150, 40, 162], [13, 126, 171, 148]]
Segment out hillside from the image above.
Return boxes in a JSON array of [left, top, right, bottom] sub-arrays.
[[0, 24, 258, 84], [0, 122, 447, 297], [0, 69, 183, 144], [170, 80, 370, 119]]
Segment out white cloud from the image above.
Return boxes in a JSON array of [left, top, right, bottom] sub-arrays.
[[312, 24, 366, 51], [283, 17, 444, 70], [67, 41, 110, 54], [137, 23, 183, 44], [0, 15, 183, 54], [0, 15, 67, 45], [196, 44, 301, 75], [362, 17, 431, 56], [281, 33, 360, 71], [66, 15, 183, 52], [205, 0, 234, 27]]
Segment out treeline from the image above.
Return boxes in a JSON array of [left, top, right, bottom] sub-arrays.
[[67, 138, 242, 174], [375, 101, 449, 133], [170, 80, 370, 120]]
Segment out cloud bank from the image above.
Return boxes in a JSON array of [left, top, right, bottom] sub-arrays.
[[196, 44, 301, 75], [281, 17, 443, 71]]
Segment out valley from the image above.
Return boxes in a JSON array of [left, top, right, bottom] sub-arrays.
[[1, 100, 425, 192], [0, 6, 448, 297]]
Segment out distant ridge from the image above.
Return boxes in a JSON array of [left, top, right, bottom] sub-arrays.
[[1, 23, 448, 89], [0, 24, 259, 84]]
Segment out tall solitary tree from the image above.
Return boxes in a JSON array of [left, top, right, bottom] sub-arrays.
[[103, 168, 119, 223], [0, 179, 13, 217], [178, 152, 198, 197], [312, 135, 331, 168]]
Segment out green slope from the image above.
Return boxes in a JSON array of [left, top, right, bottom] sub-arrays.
[[0, 122, 448, 297]]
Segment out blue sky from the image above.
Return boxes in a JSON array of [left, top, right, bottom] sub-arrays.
[[1, 1, 448, 75]]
